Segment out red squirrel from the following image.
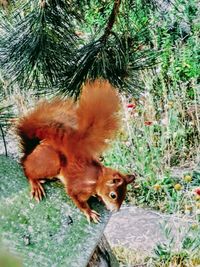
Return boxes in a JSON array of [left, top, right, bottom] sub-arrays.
[[16, 80, 135, 223]]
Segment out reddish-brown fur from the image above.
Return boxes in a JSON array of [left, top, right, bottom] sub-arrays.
[[16, 80, 136, 223]]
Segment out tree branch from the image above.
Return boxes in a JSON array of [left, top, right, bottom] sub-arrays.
[[100, 0, 121, 42]]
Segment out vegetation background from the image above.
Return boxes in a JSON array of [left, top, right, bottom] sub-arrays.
[[0, 0, 199, 266]]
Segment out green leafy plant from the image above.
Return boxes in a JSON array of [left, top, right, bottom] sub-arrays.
[[151, 225, 200, 266]]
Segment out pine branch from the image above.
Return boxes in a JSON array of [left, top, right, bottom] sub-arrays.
[[0, 0, 80, 91], [59, 0, 158, 96], [59, 0, 124, 96], [100, 0, 121, 41], [0, 0, 159, 97]]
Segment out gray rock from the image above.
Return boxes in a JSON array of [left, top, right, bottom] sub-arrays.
[[105, 206, 193, 254]]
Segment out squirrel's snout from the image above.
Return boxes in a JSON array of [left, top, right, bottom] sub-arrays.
[[105, 203, 119, 212]]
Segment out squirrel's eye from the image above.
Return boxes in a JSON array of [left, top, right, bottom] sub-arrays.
[[109, 192, 117, 199]]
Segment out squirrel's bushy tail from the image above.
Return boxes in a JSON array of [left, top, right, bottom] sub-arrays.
[[16, 98, 77, 157], [71, 79, 121, 157], [16, 80, 121, 159]]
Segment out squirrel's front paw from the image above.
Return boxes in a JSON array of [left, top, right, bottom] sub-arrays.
[[30, 180, 46, 202], [84, 209, 101, 224]]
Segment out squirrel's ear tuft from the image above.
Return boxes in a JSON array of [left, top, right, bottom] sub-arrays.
[[125, 174, 136, 184]]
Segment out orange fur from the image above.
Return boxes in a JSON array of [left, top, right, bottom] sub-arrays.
[[73, 79, 120, 157], [16, 79, 135, 223], [17, 98, 77, 146]]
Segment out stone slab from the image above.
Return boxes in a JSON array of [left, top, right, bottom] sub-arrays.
[[0, 155, 110, 267]]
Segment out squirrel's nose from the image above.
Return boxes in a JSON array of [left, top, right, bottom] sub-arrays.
[[110, 205, 119, 212]]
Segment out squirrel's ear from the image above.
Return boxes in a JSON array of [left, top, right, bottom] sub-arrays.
[[106, 177, 123, 186], [125, 174, 136, 184]]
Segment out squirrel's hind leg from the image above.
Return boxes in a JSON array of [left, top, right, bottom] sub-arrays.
[[22, 142, 62, 202]]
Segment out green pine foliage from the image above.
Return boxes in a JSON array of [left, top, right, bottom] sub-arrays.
[[0, 0, 80, 93], [0, 0, 158, 96]]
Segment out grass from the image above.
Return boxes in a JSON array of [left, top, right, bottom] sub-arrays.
[[103, 66, 200, 214], [112, 246, 148, 267]]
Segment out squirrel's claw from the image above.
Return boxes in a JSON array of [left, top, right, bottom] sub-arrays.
[[85, 210, 101, 224], [30, 181, 46, 202]]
